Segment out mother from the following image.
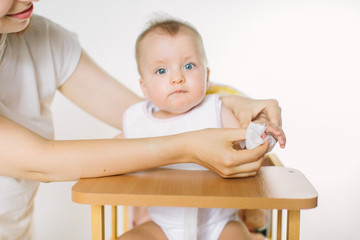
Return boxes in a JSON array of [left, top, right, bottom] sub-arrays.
[[0, 0, 284, 239]]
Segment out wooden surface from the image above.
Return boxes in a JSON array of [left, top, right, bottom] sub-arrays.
[[91, 205, 104, 239], [72, 166, 317, 210]]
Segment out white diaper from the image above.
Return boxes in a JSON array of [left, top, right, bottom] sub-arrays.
[[149, 207, 237, 240]]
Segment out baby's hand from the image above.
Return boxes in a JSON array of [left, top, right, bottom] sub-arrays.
[[253, 112, 286, 148], [244, 121, 286, 152], [260, 121, 286, 149]]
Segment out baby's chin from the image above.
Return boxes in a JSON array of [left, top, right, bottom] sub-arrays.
[[169, 98, 205, 114]]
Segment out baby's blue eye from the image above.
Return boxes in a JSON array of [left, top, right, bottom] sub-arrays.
[[184, 63, 194, 70], [156, 68, 167, 75]]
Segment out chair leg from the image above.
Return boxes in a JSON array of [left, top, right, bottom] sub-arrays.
[[277, 210, 282, 240], [91, 205, 105, 240], [123, 206, 130, 233], [111, 205, 118, 240], [286, 210, 300, 240], [269, 210, 273, 239]]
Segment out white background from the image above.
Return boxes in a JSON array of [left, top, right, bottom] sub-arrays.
[[33, 0, 360, 239]]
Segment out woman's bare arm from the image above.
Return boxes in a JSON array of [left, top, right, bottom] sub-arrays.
[[0, 114, 268, 182], [58, 50, 141, 130]]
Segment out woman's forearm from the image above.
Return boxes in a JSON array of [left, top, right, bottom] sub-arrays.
[[1, 114, 267, 182], [33, 136, 189, 182], [0, 115, 188, 182]]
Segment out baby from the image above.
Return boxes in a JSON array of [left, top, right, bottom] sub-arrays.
[[119, 17, 284, 240]]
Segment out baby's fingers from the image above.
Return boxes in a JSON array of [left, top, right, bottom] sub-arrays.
[[265, 122, 286, 148]]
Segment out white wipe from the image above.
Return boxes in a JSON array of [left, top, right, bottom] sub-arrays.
[[241, 122, 276, 152]]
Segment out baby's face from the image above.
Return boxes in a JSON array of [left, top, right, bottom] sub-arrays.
[[138, 28, 209, 115]]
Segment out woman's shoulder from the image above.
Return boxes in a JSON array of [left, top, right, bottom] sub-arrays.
[[29, 15, 74, 37], [23, 15, 80, 56], [30, 14, 49, 25]]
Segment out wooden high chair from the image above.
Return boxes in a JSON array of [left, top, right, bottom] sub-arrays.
[[72, 153, 318, 240], [72, 85, 317, 239]]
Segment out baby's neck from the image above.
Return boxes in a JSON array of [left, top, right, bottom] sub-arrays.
[[152, 110, 185, 119]]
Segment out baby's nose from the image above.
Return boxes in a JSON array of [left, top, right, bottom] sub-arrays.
[[171, 74, 185, 84]]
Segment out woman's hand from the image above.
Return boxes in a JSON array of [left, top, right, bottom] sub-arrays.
[[182, 128, 269, 178], [221, 95, 282, 127], [221, 95, 286, 148]]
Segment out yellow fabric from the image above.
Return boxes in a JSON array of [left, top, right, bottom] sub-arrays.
[[206, 84, 243, 96]]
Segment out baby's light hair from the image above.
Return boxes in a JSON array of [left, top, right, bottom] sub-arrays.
[[135, 15, 208, 71]]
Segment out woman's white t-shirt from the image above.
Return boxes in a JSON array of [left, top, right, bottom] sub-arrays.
[[0, 15, 81, 239]]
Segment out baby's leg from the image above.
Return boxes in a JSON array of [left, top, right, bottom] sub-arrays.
[[132, 206, 152, 227], [239, 209, 268, 240], [117, 221, 167, 240], [218, 220, 252, 240]]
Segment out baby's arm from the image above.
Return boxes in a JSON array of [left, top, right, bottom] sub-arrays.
[[221, 104, 240, 128], [221, 104, 245, 150], [221, 104, 242, 129]]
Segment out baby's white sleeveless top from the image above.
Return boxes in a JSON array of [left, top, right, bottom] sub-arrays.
[[123, 94, 238, 239], [123, 94, 222, 170]]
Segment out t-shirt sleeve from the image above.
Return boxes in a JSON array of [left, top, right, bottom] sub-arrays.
[[46, 18, 82, 87]]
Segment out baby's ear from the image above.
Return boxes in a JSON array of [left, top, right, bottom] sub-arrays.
[[140, 79, 149, 98]]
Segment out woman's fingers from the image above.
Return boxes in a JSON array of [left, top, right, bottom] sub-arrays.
[[209, 129, 269, 177], [188, 128, 269, 178], [262, 99, 282, 127]]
